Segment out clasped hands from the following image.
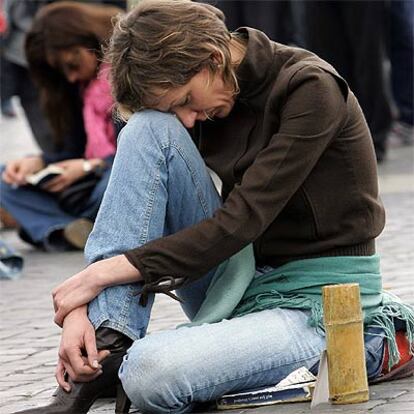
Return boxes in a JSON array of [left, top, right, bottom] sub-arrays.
[[52, 255, 141, 390], [52, 263, 107, 391], [52, 264, 104, 327]]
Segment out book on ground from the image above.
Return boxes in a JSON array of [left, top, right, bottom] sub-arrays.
[[216, 367, 316, 410], [26, 165, 64, 186]]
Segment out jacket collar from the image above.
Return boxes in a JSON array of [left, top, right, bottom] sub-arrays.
[[234, 27, 279, 108]]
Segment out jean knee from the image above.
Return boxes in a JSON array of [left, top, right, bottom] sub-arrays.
[[119, 337, 193, 413], [126, 110, 187, 145]]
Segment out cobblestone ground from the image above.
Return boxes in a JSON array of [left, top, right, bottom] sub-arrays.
[[0, 107, 413, 414]]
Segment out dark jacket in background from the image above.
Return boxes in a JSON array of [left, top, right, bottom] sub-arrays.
[[202, 0, 393, 161], [208, 0, 298, 45], [299, 0, 392, 160]]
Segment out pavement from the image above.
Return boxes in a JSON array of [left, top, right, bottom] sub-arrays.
[[0, 105, 413, 414]]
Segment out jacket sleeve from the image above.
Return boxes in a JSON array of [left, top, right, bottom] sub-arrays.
[[125, 67, 349, 291]]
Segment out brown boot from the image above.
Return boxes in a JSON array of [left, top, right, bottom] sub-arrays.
[[63, 218, 94, 250], [13, 328, 133, 414]]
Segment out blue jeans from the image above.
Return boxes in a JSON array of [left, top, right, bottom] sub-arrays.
[[85, 111, 384, 413], [0, 166, 111, 250]]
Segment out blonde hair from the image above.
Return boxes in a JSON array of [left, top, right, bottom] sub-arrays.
[[106, 0, 239, 119]]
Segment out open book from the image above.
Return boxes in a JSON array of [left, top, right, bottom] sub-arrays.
[[26, 165, 64, 186], [216, 367, 316, 410]]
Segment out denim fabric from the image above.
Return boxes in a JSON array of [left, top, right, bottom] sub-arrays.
[[119, 309, 384, 414], [82, 110, 384, 413], [86, 110, 222, 338], [0, 166, 111, 250]]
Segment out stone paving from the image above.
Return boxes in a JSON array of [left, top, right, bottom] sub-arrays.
[[0, 107, 413, 413]]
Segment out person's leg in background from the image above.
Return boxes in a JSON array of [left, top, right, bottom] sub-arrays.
[[0, 56, 17, 117], [341, 1, 392, 162], [301, 2, 353, 87], [301, 1, 392, 163], [212, 0, 296, 44], [389, 0, 414, 144]]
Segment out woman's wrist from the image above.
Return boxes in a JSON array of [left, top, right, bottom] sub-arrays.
[[63, 304, 88, 326], [90, 254, 142, 289], [26, 155, 45, 171], [83, 158, 105, 173]]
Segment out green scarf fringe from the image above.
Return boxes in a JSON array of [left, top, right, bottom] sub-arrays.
[[232, 255, 414, 369]]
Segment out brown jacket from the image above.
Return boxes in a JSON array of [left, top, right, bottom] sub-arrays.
[[125, 28, 385, 295]]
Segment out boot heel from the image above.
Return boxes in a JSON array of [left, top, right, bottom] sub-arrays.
[[115, 382, 131, 414]]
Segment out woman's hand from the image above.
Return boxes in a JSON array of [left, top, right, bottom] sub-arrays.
[[53, 266, 104, 327], [53, 255, 141, 327], [2, 156, 44, 186], [56, 306, 110, 391], [42, 159, 87, 192]]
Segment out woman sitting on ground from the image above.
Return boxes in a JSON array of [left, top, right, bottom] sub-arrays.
[[0, 1, 123, 250], [15, 1, 414, 413]]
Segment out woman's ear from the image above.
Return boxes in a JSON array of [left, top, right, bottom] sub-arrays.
[[211, 50, 223, 66]]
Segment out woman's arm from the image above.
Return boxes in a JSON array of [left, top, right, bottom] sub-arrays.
[[53, 254, 141, 326], [2, 155, 45, 185], [43, 158, 105, 193]]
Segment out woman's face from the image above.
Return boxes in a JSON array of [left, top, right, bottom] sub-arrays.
[[154, 68, 235, 128], [48, 46, 98, 83]]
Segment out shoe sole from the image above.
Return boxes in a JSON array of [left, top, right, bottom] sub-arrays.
[[370, 357, 414, 384], [63, 219, 94, 249]]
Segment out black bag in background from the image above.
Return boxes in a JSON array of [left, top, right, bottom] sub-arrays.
[[58, 172, 101, 215]]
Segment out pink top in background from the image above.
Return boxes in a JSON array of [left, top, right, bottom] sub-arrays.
[[82, 64, 116, 160]]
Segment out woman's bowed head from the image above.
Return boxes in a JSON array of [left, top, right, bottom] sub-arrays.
[[108, 0, 247, 128]]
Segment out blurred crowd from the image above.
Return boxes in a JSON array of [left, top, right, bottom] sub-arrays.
[[0, 0, 413, 259], [0, 0, 128, 265], [211, 0, 414, 162]]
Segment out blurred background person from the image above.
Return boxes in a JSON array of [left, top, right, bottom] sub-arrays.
[[1, 0, 56, 149], [0, 0, 126, 137], [0, 0, 16, 117], [298, 0, 392, 162], [209, 0, 298, 45], [0, 1, 123, 251], [387, 0, 414, 146], [208, 0, 412, 162]]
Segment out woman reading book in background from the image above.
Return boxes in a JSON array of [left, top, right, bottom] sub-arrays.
[[15, 1, 414, 413], [0, 1, 123, 251]]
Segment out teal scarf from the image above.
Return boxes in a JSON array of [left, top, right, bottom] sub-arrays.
[[186, 245, 414, 368]]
